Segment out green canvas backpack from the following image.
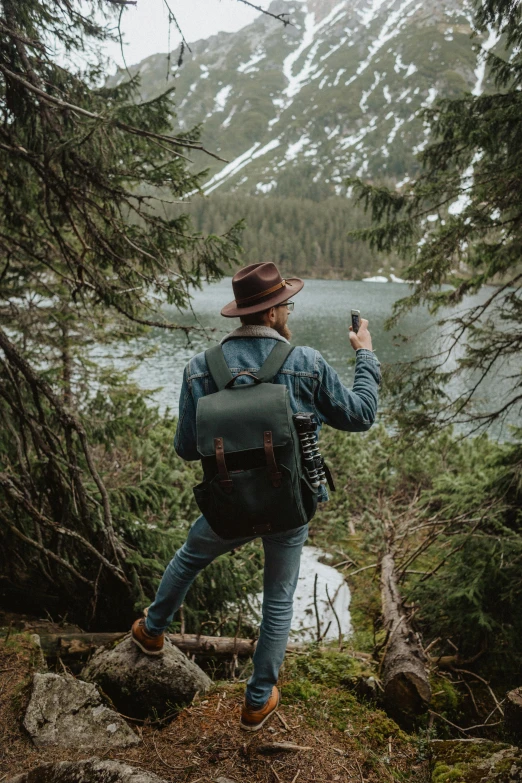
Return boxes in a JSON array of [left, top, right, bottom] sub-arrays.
[[193, 341, 318, 539]]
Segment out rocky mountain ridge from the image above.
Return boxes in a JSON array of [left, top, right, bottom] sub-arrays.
[[113, 0, 495, 198]]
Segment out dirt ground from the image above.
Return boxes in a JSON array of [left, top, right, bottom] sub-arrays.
[[0, 632, 428, 783]]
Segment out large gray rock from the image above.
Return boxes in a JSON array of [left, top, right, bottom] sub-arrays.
[[81, 635, 212, 719], [24, 673, 139, 748], [7, 758, 166, 783], [431, 739, 522, 782], [505, 687, 522, 742]]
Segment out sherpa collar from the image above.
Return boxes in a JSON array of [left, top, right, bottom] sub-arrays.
[[220, 325, 290, 345]]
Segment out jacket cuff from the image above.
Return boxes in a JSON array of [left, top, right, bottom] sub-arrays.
[[355, 348, 380, 365]]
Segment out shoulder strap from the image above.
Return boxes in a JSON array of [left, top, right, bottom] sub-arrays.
[[205, 341, 293, 390], [257, 342, 294, 383], [205, 345, 234, 391]]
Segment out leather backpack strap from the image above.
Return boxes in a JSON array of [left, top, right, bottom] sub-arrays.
[[214, 437, 233, 493], [205, 345, 234, 391], [256, 342, 294, 383]]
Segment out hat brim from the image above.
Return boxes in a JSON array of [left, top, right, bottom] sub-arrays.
[[221, 277, 304, 317]]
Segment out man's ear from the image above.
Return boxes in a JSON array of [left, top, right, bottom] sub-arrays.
[[267, 307, 276, 324]]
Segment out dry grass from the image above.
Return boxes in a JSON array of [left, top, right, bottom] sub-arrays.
[[0, 633, 427, 783]]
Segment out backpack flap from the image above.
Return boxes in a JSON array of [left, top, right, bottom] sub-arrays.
[[196, 382, 292, 457]]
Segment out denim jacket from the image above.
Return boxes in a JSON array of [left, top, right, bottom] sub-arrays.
[[174, 325, 381, 502]]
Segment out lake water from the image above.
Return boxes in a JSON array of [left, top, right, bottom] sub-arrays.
[[129, 278, 430, 408], [287, 545, 351, 642], [249, 544, 351, 644], [125, 278, 517, 436]]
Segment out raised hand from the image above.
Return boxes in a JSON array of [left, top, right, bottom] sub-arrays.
[[349, 318, 373, 351]]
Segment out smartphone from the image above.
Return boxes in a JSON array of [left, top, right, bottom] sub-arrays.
[[351, 309, 361, 334]]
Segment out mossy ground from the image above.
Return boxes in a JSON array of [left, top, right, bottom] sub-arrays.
[[1, 630, 430, 782], [307, 427, 512, 740], [0, 428, 514, 780], [431, 740, 522, 783], [281, 649, 421, 781]]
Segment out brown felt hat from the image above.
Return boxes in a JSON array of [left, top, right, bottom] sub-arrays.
[[221, 262, 304, 318]]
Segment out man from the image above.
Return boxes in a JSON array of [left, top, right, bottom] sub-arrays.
[[131, 262, 380, 731]]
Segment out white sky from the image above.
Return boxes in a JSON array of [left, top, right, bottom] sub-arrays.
[[105, 0, 265, 70]]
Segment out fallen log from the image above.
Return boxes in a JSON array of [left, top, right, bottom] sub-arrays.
[[39, 632, 124, 659], [380, 550, 431, 726], [14, 629, 455, 672], [37, 632, 303, 661]]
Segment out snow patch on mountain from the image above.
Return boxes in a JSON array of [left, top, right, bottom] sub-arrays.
[[286, 135, 311, 160], [360, 70, 383, 112], [358, 0, 388, 27], [178, 82, 198, 111], [222, 105, 236, 128], [282, 0, 347, 101], [238, 48, 266, 74], [394, 50, 415, 75], [345, 0, 423, 89], [387, 115, 404, 143], [472, 27, 499, 96], [320, 35, 349, 63], [203, 143, 260, 193], [214, 85, 232, 112], [333, 67, 346, 86], [205, 139, 281, 194], [256, 180, 277, 193], [339, 116, 378, 150], [419, 87, 438, 108], [283, 12, 317, 99]]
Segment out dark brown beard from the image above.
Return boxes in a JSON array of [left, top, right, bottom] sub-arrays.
[[275, 320, 292, 341]]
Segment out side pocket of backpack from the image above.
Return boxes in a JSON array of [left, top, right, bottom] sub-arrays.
[[194, 464, 306, 538], [193, 480, 214, 522], [300, 474, 319, 523]]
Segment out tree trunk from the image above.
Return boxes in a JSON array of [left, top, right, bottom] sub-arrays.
[[380, 551, 431, 726]]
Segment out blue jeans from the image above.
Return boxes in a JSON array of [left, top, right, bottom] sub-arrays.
[[146, 515, 308, 708]]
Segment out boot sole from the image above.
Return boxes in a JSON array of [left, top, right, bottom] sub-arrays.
[[131, 633, 164, 656], [240, 691, 280, 732]]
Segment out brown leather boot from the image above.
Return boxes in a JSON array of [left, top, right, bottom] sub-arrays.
[[240, 686, 280, 731], [131, 618, 164, 656]]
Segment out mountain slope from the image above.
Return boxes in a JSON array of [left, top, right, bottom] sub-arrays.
[[113, 0, 492, 198]]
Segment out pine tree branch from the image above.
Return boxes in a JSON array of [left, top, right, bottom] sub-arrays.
[[0, 20, 45, 49], [0, 63, 228, 161], [235, 0, 291, 25], [0, 472, 128, 584], [0, 326, 126, 571], [108, 298, 213, 334], [0, 512, 92, 585]]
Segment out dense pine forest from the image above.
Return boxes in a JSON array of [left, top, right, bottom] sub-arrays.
[[178, 193, 397, 279]]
